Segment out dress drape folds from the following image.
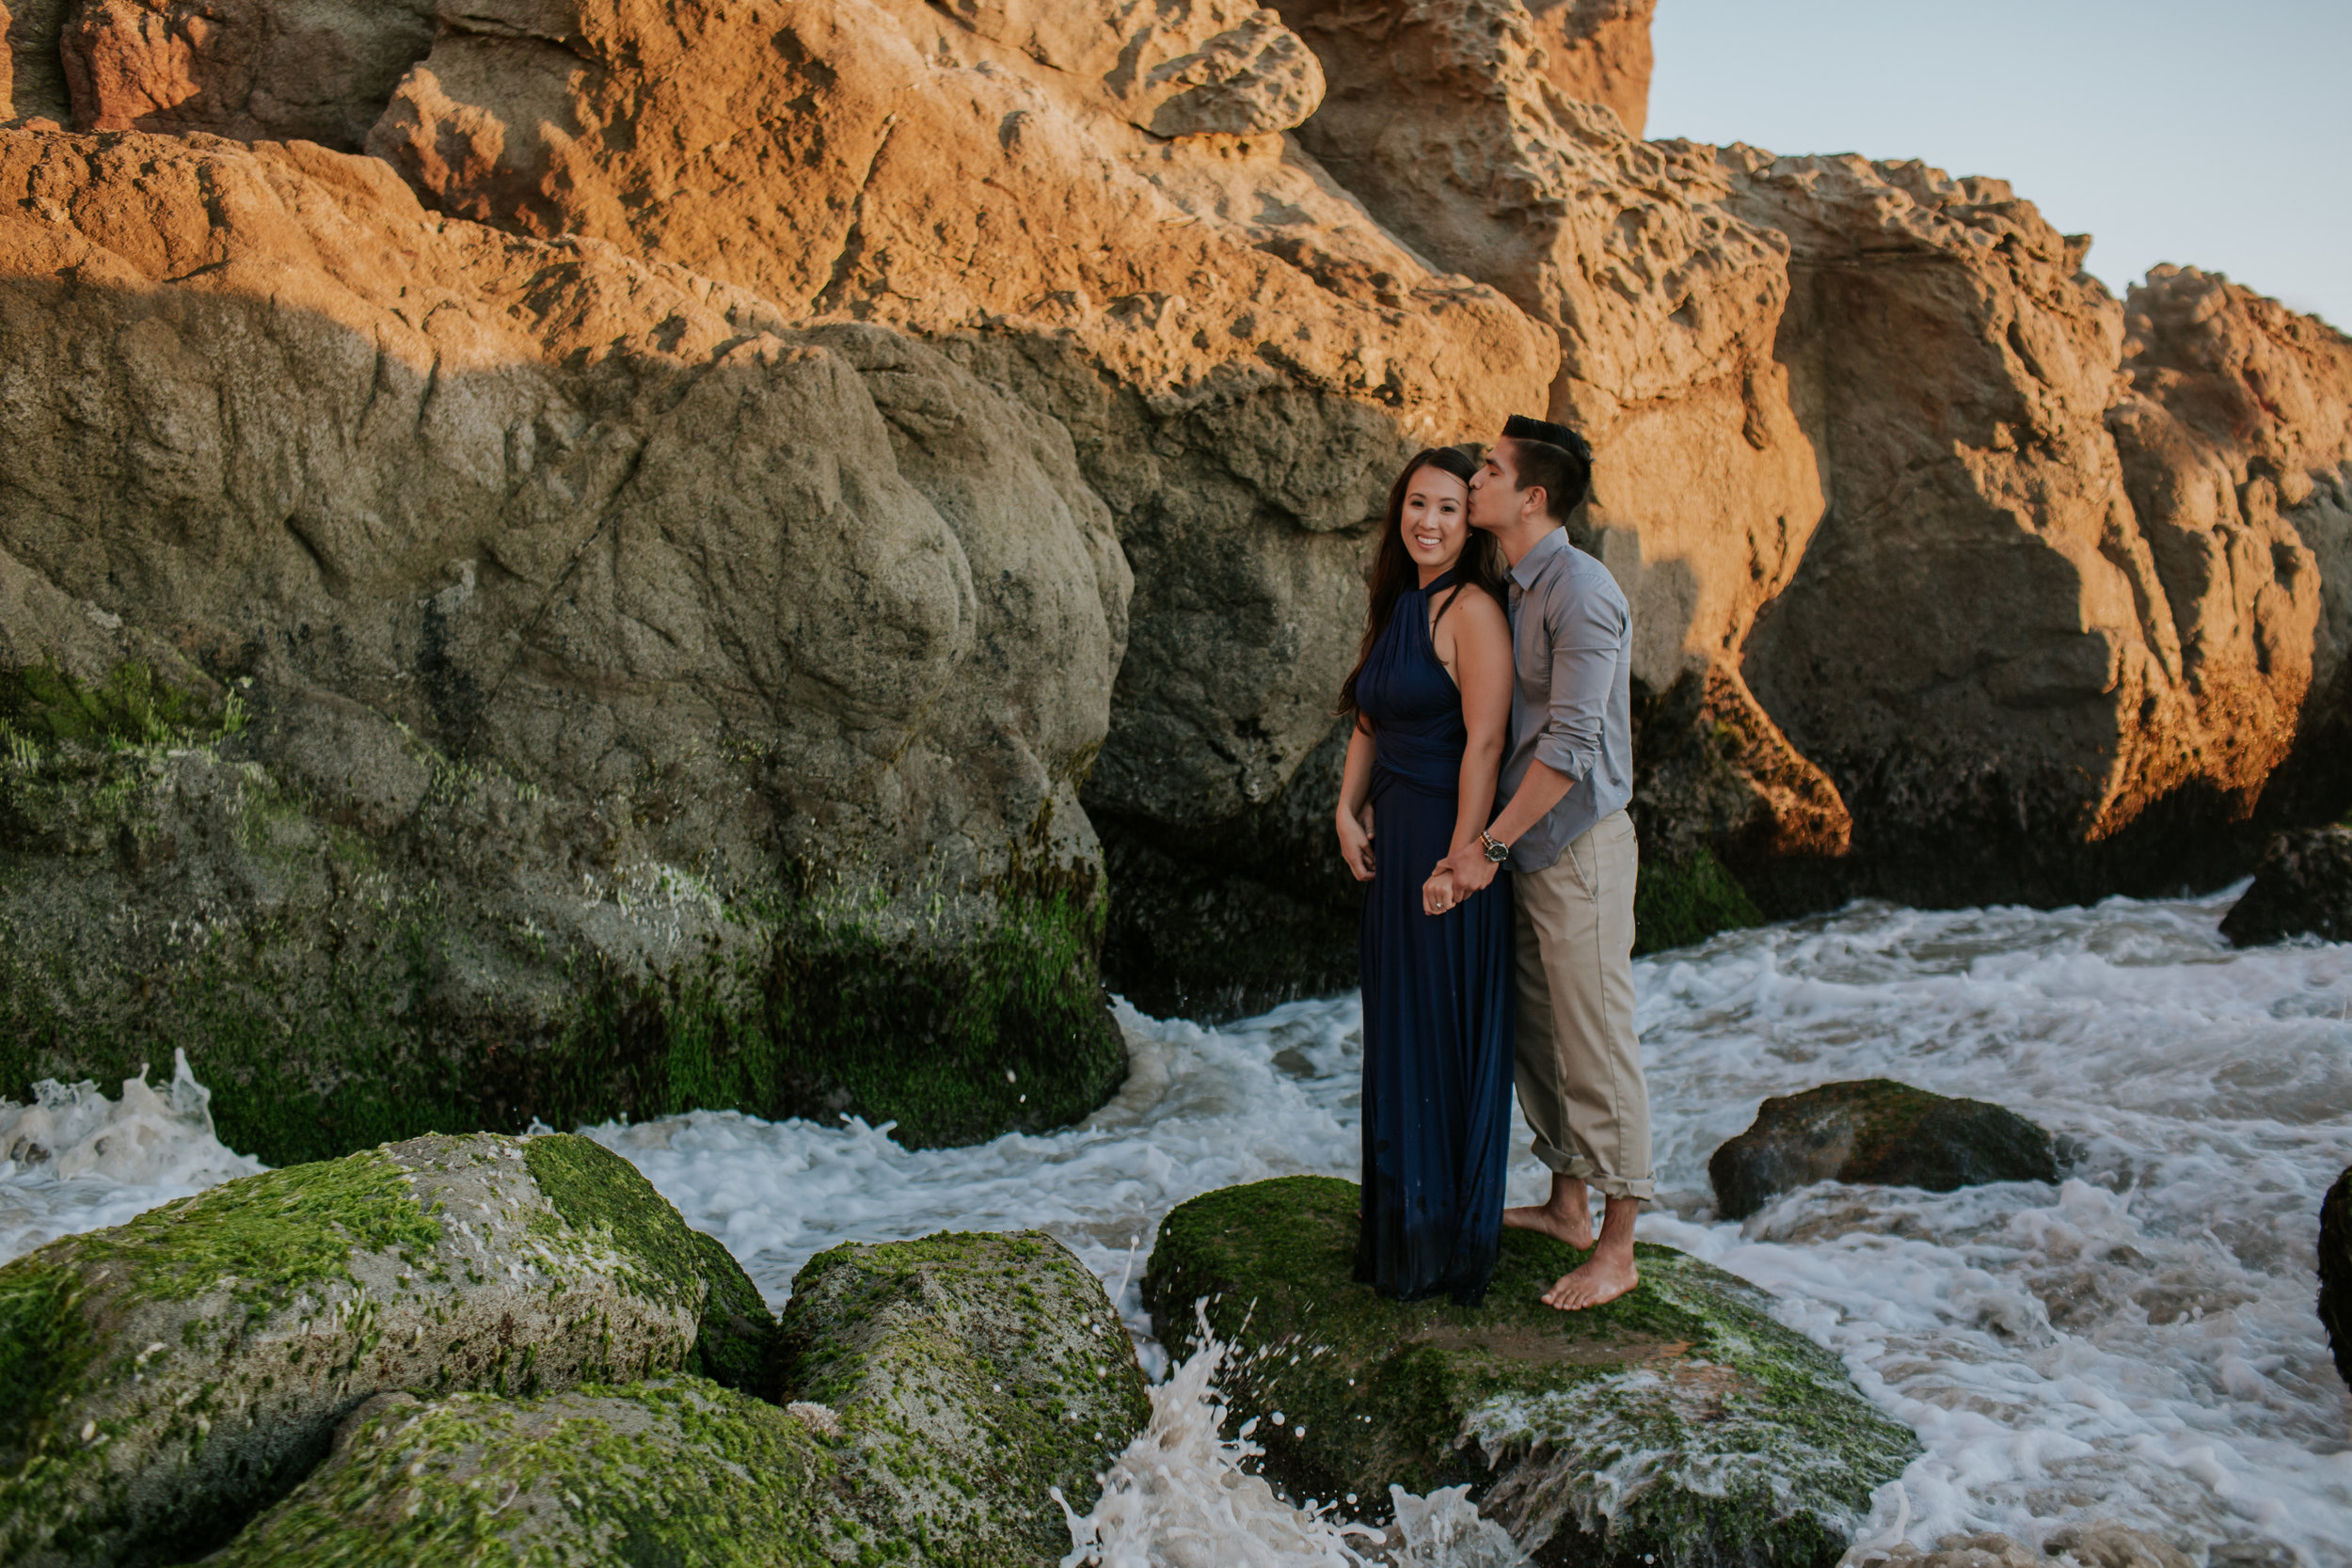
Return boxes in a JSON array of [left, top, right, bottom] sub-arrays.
[[1353, 570, 1516, 1306]]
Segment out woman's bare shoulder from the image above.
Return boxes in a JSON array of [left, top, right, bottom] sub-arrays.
[[1454, 587, 1511, 642]]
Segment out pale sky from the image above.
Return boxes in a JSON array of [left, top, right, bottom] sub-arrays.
[[1647, 0, 2351, 331]]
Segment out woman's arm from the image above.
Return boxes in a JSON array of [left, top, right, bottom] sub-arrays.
[[1335, 715, 1377, 881], [1425, 594, 1511, 912]]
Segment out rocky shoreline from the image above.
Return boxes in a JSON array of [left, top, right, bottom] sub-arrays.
[[0, 1132, 1931, 1568], [3, 0, 2349, 1153], [0, 1130, 1150, 1566]]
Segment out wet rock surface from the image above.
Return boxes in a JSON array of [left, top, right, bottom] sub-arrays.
[[207, 1379, 844, 1567], [2320, 1165, 2352, 1389], [1144, 1176, 1917, 1568], [1708, 1080, 2063, 1222], [1848, 1522, 2197, 1568], [779, 1229, 1152, 1563], [0, 1131, 771, 1568], [0, 129, 1132, 1161], [4, 1147, 1152, 1567], [2219, 827, 2352, 946]]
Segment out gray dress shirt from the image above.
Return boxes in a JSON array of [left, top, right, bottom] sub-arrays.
[[1499, 528, 1634, 873]]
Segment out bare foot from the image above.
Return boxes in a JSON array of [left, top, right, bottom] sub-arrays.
[[1540, 1247, 1639, 1310], [1503, 1172, 1597, 1249], [1541, 1192, 1643, 1311], [1502, 1201, 1595, 1250]]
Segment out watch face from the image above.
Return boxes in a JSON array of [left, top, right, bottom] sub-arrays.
[[1485, 840, 1509, 863]]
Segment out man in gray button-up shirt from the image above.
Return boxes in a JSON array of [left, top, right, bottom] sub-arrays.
[[1427, 415, 1645, 1313]]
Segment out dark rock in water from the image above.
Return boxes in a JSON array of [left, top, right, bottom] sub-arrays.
[[2321, 1166, 2352, 1390], [2220, 828, 2352, 946], [1143, 1176, 1918, 1568], [778, 1230, 1151, 1561], [208, 1379, 846, 1566], [0, 1131, 773, 1568], [1709, 1080, 2061, 1221]]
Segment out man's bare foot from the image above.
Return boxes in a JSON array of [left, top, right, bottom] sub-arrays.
[[1540, 1192, 1643, 1311], [1541, 1247, 1638, 1310], [1502, 1172, 1597, 1250], [1502, 1200, 1595, 1250]]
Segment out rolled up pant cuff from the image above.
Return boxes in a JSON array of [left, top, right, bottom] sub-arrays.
[[1533, 1140, 1656, 1203]]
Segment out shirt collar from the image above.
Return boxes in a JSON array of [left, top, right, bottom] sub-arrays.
[[1507, 526, 1571, 589]]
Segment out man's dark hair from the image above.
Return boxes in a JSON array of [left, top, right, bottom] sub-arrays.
[[1501, 414, 1593, 520]]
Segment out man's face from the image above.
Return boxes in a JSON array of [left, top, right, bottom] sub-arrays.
[[1468, 436, 1523, 531]]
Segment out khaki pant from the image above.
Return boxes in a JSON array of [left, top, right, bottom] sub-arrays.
[[1512, 809, 1651, 1200]]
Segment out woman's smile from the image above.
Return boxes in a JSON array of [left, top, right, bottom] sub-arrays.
[[1400, 469, 1470, 577]]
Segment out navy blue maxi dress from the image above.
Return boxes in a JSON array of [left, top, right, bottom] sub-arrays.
[[1353, 569, 1516, 1306]]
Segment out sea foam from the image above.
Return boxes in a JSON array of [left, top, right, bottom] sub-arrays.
[[3, 891, 2346, 1565]]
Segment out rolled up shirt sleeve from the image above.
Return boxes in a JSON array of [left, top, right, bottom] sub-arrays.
[[1533, 586, 1625, 785]]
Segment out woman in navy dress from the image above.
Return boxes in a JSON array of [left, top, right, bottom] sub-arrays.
[[1334, 447, 1518, 1305]]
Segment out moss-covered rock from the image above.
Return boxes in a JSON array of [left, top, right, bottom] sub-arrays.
[[0, 1131, 776, 1568], [1633, 847, 1767, 957], [777, 1230, 1152, 1565], [0, 664, 1127, 1169], [2320, 1166, 2352, 1389], [1143, 1177, 1919, 1568], [1708, 1080, 2062, 1221], [206, 1378, 847, 1567]]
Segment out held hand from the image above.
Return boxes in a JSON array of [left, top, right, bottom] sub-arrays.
[[1438, 843, 1500, 896], [1422, 866, 1458, 917], [1336, 809, 1375, 882]]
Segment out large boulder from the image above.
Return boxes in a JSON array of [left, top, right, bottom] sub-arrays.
[[2111, 268, 2352, 836], [1708, 1080, 2063, 1222], [2320, 1165, 2351, 1389], [362, 0, 1549, 831], [2, 0, 1556, 1124], [2220, 827, 2352, 945], [778, 1230, 1152, 1561], [0, 128, 1133, 1158], [0, 1131, 771, 1567], [214, 1224, 1155, 1566], [1144, 1177, 1918, 1567], [207, 1379, 848, 1567], [1726, 153, 2352, 908]]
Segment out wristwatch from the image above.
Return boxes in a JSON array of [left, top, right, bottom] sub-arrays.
[[1480, 830, 1510, 864]]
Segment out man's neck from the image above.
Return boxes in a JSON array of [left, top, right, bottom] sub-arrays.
[[1494, 518, 1563, 569]]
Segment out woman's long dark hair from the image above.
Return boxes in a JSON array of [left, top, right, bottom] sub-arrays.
[[1337, 446, 1507, 716]]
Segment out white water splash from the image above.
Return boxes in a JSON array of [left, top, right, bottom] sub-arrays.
[[1058, 1311, 1522, 1568], [0, 1049, 263, 1260], [3, 890, 2346, 1565]]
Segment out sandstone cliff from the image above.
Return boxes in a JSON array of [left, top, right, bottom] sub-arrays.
[[0, 0, 2344, 1133], [0, 0, 1556, 1144]]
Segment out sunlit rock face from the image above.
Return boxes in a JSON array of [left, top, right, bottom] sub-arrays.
[[0, 0, 2346, 1048], [0, 128, 1143, 1155], [1727, 155, 2352, 903]]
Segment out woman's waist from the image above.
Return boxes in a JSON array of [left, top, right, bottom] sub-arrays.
[[1370, 757, 1462, 800]]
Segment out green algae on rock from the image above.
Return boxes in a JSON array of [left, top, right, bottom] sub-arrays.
[[1708, 1080, 2063, 1221], [206, 1378, 845, 1568], [777, 1229, 1152, 1565], [0, 674, 1128, 1165], [0, 1131, 772, 1568], [1632, 846, 1768, 957], [1143, 1176, 1918, 1568]]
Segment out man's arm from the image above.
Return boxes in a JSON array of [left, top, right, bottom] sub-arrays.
[[1428, 578, 1625, 895]]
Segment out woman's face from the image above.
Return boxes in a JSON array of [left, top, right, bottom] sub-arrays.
[[1400, 467, 1470, 574]]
